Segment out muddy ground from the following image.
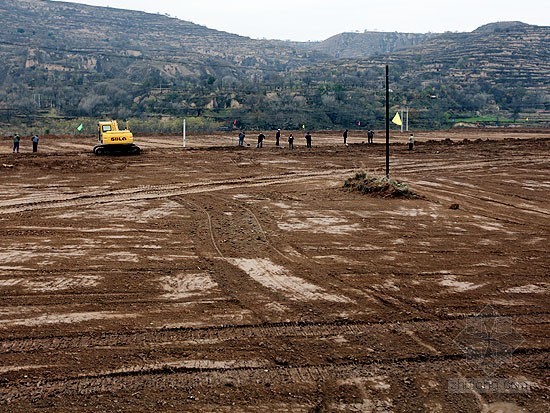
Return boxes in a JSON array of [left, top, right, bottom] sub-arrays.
[[0, 129, 549, 412]]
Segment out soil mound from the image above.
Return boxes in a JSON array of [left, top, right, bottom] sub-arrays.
[[344, 172, 421, 199]]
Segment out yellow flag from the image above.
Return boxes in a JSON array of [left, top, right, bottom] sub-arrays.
[[392, 112, 403, 126]]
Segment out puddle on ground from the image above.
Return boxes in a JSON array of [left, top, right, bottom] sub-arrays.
[[470, 216, 515, 235], [312, 255, 363, 265], [148, 254, 197, 261], [0, 275, 101, 292], [278, 217, 362, 235], [0, 311, 135, 327], [439, 275, 483, 293], [0, 364, 55, 373], [227, 258, 350, 303], [523, 237, 546, 245], [51, 199, 186, 222], [477, 239, 500, 246], [160, 273, 218, 300], [490, 299, 528, 306], [473, 260, 510, 268], [504, 284, 549, 294], [384, 206, 440, 218], [0, 249, 88, 264], [99, 252, 139, 263], [95, 358, 269, 377], [272, 202, 295, 209]]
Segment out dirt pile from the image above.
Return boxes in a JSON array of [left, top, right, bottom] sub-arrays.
[[344, 172, 422, 199]]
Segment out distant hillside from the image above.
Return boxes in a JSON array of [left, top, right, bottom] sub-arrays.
[[473, 21, 533, 33], [298, 21, 549, 127], [0, 0, 548, 132], [306, 31, 436, 58], [0, 0, 326, 69]]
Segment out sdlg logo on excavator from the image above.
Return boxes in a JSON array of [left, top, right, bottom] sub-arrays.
[[111, 137, 128, 142]]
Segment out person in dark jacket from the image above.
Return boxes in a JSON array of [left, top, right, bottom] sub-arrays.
[[288, 134, 294, 149], [343, 129, 348, 145], [257, 132, 265, 148], [305, 132, 312, 148], [367, 129, 374, 144], [275, 129, 281, 146]]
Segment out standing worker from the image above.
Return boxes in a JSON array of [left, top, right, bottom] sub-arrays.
[[305, 131, 312, 148], [238, 131, 245, 147], [343, 129, 348, 146], [13, 134, 20, 153], [367, 129, 374, 144], [408, 133, 415, 151], [275, 129, 281, 147], [32, 134, 39, 152], [257, 132, 265, 148], [288, 134, 294, 149]]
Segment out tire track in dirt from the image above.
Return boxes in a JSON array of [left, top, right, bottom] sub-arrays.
[[394, 156, 548, 176], [414, 182, 550, 225], [171, 195, 296, 322], [0, 169, 356, 215], [2, 313, 547, 355], [395, 156, 550, 221], [190, 194, 399, 316], [167, 174, 548, 327], [239, 204, 294, 263], [180, 193, 374, 319], [1, 346, 546, 406]]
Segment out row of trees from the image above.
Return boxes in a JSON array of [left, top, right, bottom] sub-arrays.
[[1, 51, 547, 133]]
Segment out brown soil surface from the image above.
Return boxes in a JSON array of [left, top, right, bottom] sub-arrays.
[[0, 129, 549, 412]]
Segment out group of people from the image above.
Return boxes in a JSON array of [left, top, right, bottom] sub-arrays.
[[344, 129, 375, 145], [12, 134, 40, 153], [237, 128, 399, 149], [11, 130, 413, 152], [237, 129, 309, 149]]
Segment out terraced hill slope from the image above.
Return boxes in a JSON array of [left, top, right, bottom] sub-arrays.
[[0, 1, 548, 130]]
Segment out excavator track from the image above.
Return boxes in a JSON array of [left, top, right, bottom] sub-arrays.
[[93, 144, 140, 156]]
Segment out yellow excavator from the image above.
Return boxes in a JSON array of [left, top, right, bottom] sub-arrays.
[[94, 120, 140, 155]]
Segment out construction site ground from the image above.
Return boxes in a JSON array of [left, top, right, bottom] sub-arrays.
[[0, 128, 548, 412]]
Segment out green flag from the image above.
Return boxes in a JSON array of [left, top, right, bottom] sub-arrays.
[[77, 123, 83, 132]]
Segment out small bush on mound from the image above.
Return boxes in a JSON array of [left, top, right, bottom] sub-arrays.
[[344, 172, 420, 199]]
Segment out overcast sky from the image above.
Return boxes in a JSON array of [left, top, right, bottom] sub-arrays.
[[58, 0, 548, 41]]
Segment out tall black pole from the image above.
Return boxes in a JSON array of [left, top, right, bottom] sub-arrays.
[[385, 65, 390, 178]]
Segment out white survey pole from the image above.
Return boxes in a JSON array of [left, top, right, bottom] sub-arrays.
[[406, 107, 409, 132], [183, 119, 186, 147], [401, 109, 404, 133]]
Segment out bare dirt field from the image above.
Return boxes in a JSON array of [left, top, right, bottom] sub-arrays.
[[0, 128, 549, 412]]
